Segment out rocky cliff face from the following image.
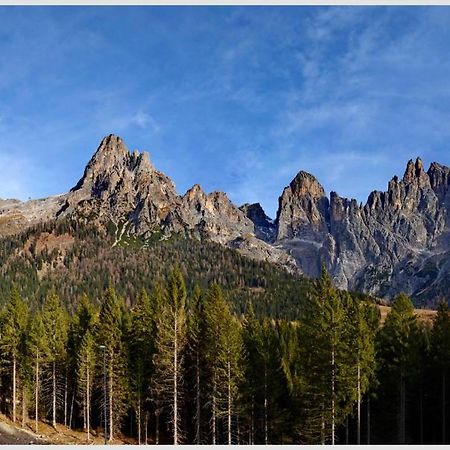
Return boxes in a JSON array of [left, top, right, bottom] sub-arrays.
[[2, 135, 450, 305], [275, 158, 450, 304], [239, 202, 276, 242], [55, 135, 294, 268]]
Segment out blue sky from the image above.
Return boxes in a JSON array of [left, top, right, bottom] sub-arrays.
[[1, 6, 450, 217]]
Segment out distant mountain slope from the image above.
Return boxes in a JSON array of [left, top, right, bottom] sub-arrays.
[[1, 134, 449, 307], [0, 217, 312, 319], [275, 158, 450, 306]]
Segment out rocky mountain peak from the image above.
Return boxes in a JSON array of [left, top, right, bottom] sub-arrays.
[[239, 203, 276, 242], [276, 171, 330, 241], [428, 162, 450, 200], [402, 157, 428, 187], [182, 184, 207, 212], [88, 134, 128, 169], [290, 170, 326, 198]]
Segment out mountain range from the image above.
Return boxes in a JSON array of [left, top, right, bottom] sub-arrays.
[[1, 134, 450, 307]]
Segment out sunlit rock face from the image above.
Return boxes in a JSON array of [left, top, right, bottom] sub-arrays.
[[275, 157, 450, 304], [2, 134, 450, 306]]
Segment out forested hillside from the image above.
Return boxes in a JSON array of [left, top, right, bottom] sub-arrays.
[[0, 218, 312, 319], [0, 258, 449, 444]]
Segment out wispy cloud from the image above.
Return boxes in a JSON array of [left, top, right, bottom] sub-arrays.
[[1, 7, 450, 217]]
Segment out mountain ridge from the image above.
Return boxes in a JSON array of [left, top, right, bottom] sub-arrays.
[[2, 134, 450, 306]]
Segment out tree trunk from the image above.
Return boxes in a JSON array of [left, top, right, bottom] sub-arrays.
[[212, 375, 216, 445], [156, 408, 160, 445], [357, 363, 361, 445], [52, 360, 57, 428], [86, 365, 90, 441], [367, 396, 370, 445], [264, 363, 268, 445], [321, 409, 325, 445], [345, 416, 349, 444], [228, 358, 232, 445], [82, 391, 86, 432], [137, 391, 141, 445], [419, 381, 423, 444], [64, 371, 67, 427], [22, 384, 27, 428], [35, 351, 39, 433], [331, 346, 335, 445], [174, 313, 178, 445], [195, 350, 201, 444], [399, 369, 405, 443], [250, 396, 254, 445], [145, 411, 148, 445], [69, 390, 75, 429], [109, 365, 113, 442], [443, 372, 446, 444], [12, 356, 16, 423]]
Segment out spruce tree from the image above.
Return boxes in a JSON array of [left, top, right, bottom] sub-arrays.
[[299, 268, 351, 444], [151, 269, 187, 445], [129, 288, 154, 444], [243, 305, 285, 444], [28, 310, 49, 432], [42, 291, 69, 428], [0, 286, 29, 423], [343, 293, 378, 444], [377, 293, 419, 443], [430, 300, 450, 443], [185, 284, 205, 444], [203, 283, 243, 444], [96, 286, 128, 442], [72, 294, 98, 440]]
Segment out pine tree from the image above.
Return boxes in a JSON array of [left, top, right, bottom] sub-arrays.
[[72, 294, 98, 440], [242, 305, 285, 444], [96, 286, 128, 442], [343, 293, 378, 444], [377, 293, 419, 443], [0, 286, 29, 423], [129, 288, 154, 444], [41, 291, 69, 428], [203, 283, 243, 444], [151, 269, 187, 444], [185, 284, 205, 444], [299, 267, 351, 444], [430, 300, 450, 444], [28, 310, 49, 432], [242, 302, 261, 444]]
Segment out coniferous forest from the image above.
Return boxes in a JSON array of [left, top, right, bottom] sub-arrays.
[[0, 219, 450, 445]]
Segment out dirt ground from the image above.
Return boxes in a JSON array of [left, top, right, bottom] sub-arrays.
[[378, 304, 437, 325], [0, 414, 136, 445]]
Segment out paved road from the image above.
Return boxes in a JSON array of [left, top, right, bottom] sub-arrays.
[[0, 421, 46, 445]]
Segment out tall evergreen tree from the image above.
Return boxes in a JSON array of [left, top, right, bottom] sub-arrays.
[[343, 293, 378, 444], [129, 288, 154, 444], [96, 286, 128, 442], [430, 300, 450, 444], [299, 268, 352, 444], [203, 283, 243, 444], [28, 310, 49, 432], [151, 269, 187, 445], [42, 291, 69, 428], [242, 305, 286, 444], [0, 286, 29, 423], [72, 294, 98, 440], [377, 293, 419, 443], [185, 284, 205, 444]]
